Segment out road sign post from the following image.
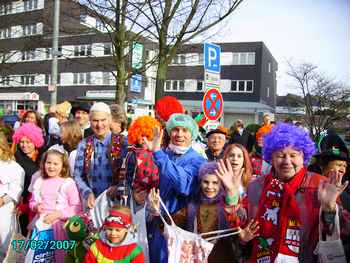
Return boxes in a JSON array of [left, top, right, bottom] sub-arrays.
[[202, 88, 224, 121]]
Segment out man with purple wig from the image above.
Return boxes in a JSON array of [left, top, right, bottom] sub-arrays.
[[217, 122, 350, 262]]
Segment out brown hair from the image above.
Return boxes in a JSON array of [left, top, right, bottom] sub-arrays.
[[22, 110, 43, 129], [60, 120, 82, 152], [110, 104, 127, 132], [224, 143, 253, 188], [40, 150, 71, 179], [0, 132, 14, 161]]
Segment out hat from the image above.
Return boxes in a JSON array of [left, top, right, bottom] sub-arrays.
[[166, 113, 199, 140], [104, 209, 132, 229], [90, 102, 111, 115], [316, 132, 349, 163], [206, 126, 228, 138], [71, 102, 91, 115], [155, 96, 184, 122], [56, 101, 72, 118]]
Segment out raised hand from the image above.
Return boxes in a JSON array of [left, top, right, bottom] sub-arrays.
[[318, 170, 349, 211], [143, 126, 163, 152], [148, 188, 160, 215], [239, 220, 260, 242], [216, 159, 241, 196]]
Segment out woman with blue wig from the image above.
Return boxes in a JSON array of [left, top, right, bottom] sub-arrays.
[[216, 123, 350, 262]]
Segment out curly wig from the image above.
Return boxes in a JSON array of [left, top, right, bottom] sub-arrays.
[[12, 122, 44, 148], [198, 162, 219, 180], [155, 96, 184, 122], [128, 116, 161, 145], [263, 122, 316, 165]]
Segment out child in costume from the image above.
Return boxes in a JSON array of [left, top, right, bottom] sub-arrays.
[[29, 145, 82, 262], [84, 205, 145, 263]]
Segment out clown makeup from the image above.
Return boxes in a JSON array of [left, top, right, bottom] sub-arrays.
[[201, 173, 221, 199], [105, 226, 128, 244], [323, 160, 347, 178], [226, 146, 244, 171]]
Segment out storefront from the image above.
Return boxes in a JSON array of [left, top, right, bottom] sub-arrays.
[[0, 92, 40, 115]]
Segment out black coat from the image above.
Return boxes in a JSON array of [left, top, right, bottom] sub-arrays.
[[229, 129, 254, 152]]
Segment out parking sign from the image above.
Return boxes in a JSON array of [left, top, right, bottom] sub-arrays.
[[204, 43, 221, 73]]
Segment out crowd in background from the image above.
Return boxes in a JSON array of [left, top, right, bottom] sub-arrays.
[[0, 95, 349, 263]]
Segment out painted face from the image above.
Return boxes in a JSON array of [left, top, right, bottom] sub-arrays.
[[25, 112, 37, 124], [19, 136, 36, 155], [201, 173, 221, 199], [75, 110, 89, 127], [105, 226, 128, 244], [272, 146, 304, 181], [226, 146, 244, 171], [324, 160, 348, 178], [207, 133, 226, 153], [170, 126, 192, 147], [44, 153, 63, 178], [90, 111, 111, 139], [110, 119, 122, 134]]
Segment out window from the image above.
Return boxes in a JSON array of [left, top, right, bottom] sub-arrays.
[[232, 52, 255, 65], [24, 0, 38, 11], [0, 76, 10, 86], [104, 43, 112, 55], [74, 45, 92, 57], [268, 62, 272, 73], [20, 75, 35, 85], [173, 81, 178, 90], [198, 53, 203, 64], [179, 80, 185, 90], [96, 19, 104, 31], [45, 74, 61, 85], [80, 14, 87, 23], [231, 80, 237, 91], [73, 72, 91, 85], [197, 81, 203, 91], [0, 3, 12, 15], [231, 80, 254, 93], [0, 27, 11, 39], [172, 54, 186, 65], [165, 81, 171, 91], [22, 50, 36, 61], [102, 72, 110, 85], [22, 24, 37, 36]]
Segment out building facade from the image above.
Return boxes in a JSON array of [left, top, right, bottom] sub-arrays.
[[0, 0, 278, 126]]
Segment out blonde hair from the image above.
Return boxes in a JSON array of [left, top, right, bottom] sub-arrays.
[[0, 132, 14, 161], [110, 204, 131, 216], [40, 150, 71, 179], [60, 120, 82, 152]]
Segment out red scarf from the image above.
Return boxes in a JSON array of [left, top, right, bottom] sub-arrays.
[[251, 167, 306, 262]]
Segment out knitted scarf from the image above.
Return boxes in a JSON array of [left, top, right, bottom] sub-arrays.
[[251, 167, 306, 263]]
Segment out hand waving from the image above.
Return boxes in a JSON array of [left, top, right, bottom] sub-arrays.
[[318, 170, 348, 211], [143, 126, 163, 152], [239, 220, 260, 243], [148, 188, 160, 216], [216, 159, 241, 196]]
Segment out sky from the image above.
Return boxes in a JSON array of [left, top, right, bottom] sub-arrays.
[[208, 0, 350, 95]]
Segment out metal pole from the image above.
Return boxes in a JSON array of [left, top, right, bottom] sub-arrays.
[[50, 0, 60, 105]]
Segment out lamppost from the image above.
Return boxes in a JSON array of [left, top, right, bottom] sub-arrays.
[[50, 0, 60, 105]]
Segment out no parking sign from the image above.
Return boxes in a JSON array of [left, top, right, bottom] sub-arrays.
[[202, 88, 223, 121]]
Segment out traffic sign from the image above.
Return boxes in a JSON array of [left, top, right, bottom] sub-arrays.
[[204, 43, 221, 73], [202, 88, 224, 121], [130, 74, 142, 93]]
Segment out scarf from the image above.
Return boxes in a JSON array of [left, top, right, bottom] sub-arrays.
[[251, 167, 306, 263], [168, 143, 191, 155]]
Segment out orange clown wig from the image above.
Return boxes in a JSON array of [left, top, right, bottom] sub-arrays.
[[128, 116, 161, 145]]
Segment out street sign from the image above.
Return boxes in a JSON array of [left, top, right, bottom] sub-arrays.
[[204, 71, 220, 89], [204, 42, 221, 73], [202, 88, 224, 121], [132, 42, 144, 70], [130, 74, 142, 93]]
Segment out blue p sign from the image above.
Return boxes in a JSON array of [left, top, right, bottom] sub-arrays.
[[204, 43, 221, 73]]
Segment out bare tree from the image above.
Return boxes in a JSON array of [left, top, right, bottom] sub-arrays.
[[287, 61, 350, 139]]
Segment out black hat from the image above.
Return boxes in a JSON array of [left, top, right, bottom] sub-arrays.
[[71, 102, 91, 115], [206, 126, 228, 138], [316, 132, 350, 163]]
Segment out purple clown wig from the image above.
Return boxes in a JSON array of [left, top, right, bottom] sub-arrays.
[[263, 122, 316, 165], [198, 161, 219, 180], [13, 122, 44, 148]]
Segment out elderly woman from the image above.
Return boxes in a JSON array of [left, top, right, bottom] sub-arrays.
[[12, 122, 44, 236], [0, 132, 24, 261], [217, 123, 350, 262]]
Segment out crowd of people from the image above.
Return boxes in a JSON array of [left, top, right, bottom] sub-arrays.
[[0, 95, 349, 263]]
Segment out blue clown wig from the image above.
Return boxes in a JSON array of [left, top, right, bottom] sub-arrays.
[[263, 123, 316, 165]]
